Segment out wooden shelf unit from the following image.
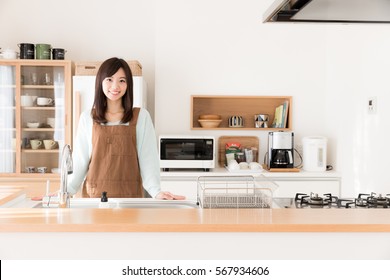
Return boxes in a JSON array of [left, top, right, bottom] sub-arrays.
[[0, 59, 72, 178], [191, 95, 292, 130]]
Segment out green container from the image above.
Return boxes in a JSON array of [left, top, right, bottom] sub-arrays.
[[35, 44, 51, 59]]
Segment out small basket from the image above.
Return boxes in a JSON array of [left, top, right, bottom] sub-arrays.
[[197, 175, 277, 208]]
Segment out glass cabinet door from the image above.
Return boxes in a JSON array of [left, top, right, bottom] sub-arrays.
[[20, 65, 66, 174], [0, 65, 16, 173]]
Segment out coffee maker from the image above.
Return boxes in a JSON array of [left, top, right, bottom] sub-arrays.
[[267, 131, 294, 169]]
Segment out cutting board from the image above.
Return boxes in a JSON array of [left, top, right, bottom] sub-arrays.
[[218, 136, 259, 167]]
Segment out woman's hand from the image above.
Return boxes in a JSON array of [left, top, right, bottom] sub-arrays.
[[155, 191, 186, 200]]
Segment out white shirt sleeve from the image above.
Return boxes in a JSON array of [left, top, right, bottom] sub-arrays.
[[136, 109, 161, 198], [67, 111, 93, 195], [67, 108, 161, 198]]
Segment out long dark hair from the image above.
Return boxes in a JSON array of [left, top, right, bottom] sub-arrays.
[[92, 57, 134, 124]]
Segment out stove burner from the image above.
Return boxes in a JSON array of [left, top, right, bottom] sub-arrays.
[[294, 192, 337, 208], [294, 192, 390, 209]]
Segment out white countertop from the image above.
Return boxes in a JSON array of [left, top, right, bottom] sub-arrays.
[[160, 167, 341, 179]]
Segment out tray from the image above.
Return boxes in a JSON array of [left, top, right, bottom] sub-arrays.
[[225, 166, 264, 173]]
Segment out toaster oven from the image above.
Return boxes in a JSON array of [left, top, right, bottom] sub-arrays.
[[159, 135, 216, 171]]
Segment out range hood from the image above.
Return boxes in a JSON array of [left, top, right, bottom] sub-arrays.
[[264, 0, 390, 23]]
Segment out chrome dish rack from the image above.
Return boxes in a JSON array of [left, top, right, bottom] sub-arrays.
[[197, 175, 277, 208]]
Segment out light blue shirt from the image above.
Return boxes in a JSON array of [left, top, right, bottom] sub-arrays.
[[67, 108, 161, 198]]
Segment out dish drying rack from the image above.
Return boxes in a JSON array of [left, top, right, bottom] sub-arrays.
[[197, 175, 277, 208]]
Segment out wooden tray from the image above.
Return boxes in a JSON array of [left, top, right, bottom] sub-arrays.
[[218, 136, 259, 167], [268, 168, 300, 172]]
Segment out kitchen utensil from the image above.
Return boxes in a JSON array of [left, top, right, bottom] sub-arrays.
[[18, 43, 35, 59], [37, 97, 54, 106], [52, 48, 66, 60], [199, 114, 221, 120], [25, 166, 36, 173], [198, 119, 222, 128], [302, 136, 327, 172], [43, 73, 51, 85], [43, 139, 58, 150], [31, 73, 37, 85], [26, 122, 40, 128], [0, 48, 18, 59], [37, 166, 48, 173], [30, 139, 43, 150], [197, 175, 275, 208], [21, 95, 34, 107], [268, 131, 294, 169], [35, 44, 51, 59], [254, 114, 269, 128], [228, 116, 243, 127]]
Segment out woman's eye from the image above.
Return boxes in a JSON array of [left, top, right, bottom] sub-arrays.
[[120, 79, 126, 83], [105, 78, 112, 82]]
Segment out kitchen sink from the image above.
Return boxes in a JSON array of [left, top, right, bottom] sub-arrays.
[[15, 197, 199, 209]]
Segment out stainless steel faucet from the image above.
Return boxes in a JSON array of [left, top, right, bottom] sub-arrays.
[[58, 144, 73, 208]]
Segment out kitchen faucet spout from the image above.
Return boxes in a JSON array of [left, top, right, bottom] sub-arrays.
[[59, 144, 73, 208]]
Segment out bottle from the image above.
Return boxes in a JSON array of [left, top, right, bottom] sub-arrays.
[[99, 191, 110, 208]]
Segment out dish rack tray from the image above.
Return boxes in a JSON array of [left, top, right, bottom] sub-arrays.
[[197, 175, 276, 208]]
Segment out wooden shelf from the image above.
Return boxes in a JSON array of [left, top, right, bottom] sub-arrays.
[[0, 60, 72, 176], [191, 95, 292, 130]]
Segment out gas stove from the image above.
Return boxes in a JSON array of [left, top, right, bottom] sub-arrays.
[[273, 192, 390, 209]]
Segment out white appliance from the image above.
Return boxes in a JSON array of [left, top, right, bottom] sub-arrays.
[[159, 135, 216, 171], [302, 136, 327, 172], [72, 75, 147, 144]]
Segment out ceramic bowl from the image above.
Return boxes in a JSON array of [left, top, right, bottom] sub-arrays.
[[26, 122, 40, 128], [198, 119, 222, 128], [199, 114, 222, 120]]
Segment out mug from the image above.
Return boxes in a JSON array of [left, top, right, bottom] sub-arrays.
[[25, 166, 36, 173], [37, 166, 48, 173], [30, 139, 43, 150], [43, 139, 57, 150], [21, 95, 33, 107], [37, 97, 54, 106]]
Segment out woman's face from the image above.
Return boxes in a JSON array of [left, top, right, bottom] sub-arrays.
[[102, 67, 127, 102]]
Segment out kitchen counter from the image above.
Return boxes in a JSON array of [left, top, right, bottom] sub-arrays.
[[0, 207, 390, 233], [1, 186, 390, 260], [160, 167, 341, 178], [1, 185, 386, 233]]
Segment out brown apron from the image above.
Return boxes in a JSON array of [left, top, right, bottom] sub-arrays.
[[82, 108, 144, 198]]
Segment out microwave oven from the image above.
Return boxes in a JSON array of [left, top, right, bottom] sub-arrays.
[[159, 135, 216, 171]]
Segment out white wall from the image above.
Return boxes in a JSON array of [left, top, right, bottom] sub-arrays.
[[1, 0, 390, 197], [0, 0, 156, 116]]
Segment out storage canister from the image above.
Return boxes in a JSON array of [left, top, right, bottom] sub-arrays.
[[18, 43, 35, 59], [52, 48, 66, 60], [35, 44, 51, 59], [302, 136, 327, 172]]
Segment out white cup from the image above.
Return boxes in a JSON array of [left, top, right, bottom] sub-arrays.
[[37, 97, 53, 106], [21, 95, 33, 107], [37, 166, 48, 173], [227, 160, 240, 171]]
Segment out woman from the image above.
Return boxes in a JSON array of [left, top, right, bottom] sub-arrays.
[[67, 57, 184, 200]]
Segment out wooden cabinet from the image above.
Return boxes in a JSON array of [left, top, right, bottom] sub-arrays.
[[191, 95, 292, 130], [0, 59, 72, 178]]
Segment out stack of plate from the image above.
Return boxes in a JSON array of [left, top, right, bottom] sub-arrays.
[[198, 114, 222, 128]]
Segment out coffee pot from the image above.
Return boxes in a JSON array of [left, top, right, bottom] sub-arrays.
[[267, 131, 294, 169]]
